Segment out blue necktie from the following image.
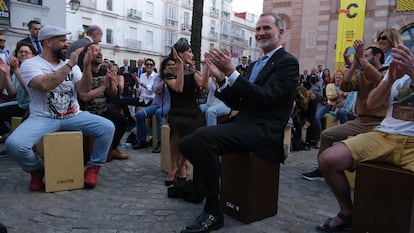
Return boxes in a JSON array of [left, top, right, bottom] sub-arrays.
[[138, 67, 142, 77], [34, 40, 42, 54], [249, 55, 268, 83]]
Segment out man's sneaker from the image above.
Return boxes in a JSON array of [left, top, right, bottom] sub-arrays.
[[302, 169, 324, 181]]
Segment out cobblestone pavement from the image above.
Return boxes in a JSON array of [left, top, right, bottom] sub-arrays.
[[0, 139, 340, 233]]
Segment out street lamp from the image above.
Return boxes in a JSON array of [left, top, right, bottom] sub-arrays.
[[69, 0, 80, 12]]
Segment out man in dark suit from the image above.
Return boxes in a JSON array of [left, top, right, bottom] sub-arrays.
[[119, 58, 133, 76], [18, 20, 42, 55], [301, 69, 311, 89], [235, 55, 249, 76], [178, 12, 299, 233], [67, 25, 103, 70], [134, 58, 145, 79], [120, 58, 135, 97]]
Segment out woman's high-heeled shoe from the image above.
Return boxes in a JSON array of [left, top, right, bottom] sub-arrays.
[[165, 169, 178, 186], [165, 179, 174, 186]]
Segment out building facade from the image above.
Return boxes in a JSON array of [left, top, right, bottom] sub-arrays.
[[263, 0, 414, 72], [0, 0, 260, 70], [1, 0, 66, 53]]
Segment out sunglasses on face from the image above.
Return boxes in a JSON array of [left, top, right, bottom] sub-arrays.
[[0, 39, 5, 42], [145, 63, 154, 67], [378, 36, 388, 41]]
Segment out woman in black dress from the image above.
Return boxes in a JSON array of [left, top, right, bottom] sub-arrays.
[[164, 38, 207, 185]]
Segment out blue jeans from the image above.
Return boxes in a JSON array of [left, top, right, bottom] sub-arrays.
[[313, 104, 332, 141], [120, 97, 151, 122], [337, 108, 348, 124], [5, 111, 115, 172], [135, 104, 170, 142], [199, 103, 231, 126]]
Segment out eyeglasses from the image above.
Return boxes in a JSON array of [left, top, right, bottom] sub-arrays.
[[377, 36, 388, 41], [145, 63, 154, 67], [0, 39, 5, 42], [18, 50, 33, 55]]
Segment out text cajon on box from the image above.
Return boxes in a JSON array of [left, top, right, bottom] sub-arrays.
[[36, 131, 84, 192]]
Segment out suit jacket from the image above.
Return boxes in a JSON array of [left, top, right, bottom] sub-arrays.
[[236, 64, 249, 77], [120, 66, 136, 97], [18, 37, 41, 55], [301, 74, 311, 89], [134, 66, 146, 78], [119, 66, 133, 76], [216, 48, 299, 162]]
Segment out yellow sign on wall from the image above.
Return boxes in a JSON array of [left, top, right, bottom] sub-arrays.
[[335, 0, 366, 71], [0, 0, 9, 26]]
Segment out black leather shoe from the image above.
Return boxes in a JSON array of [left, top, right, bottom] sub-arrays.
[[152, 145, 161, 153], [133, 141, 147, 150], [180, 211, 224, 233]]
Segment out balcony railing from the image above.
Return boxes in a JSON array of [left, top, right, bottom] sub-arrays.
[[166, 19, 179, 28], [124, 39, 142, 50], [209, 7, 219, 17], [222, 11, 230, 20], [209, 31, 218, 39], [220, 33, 230, 41], [127, 8, 142, 20], [181, 23, 192, 31]]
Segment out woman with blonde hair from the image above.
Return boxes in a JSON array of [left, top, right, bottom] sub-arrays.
[[376, 28, 402, 67]]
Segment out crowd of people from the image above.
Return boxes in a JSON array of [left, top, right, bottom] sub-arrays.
[[0, 13, 413, 233]]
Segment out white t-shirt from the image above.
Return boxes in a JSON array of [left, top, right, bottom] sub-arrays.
[[376, 73, 414, 136], [20, 56, 82, 119]]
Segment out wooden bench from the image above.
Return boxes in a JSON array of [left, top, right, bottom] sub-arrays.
[[352, 162, 414, 233], [11, 116, 22, 131], [35, 131, 84, 192], [160, 124, 193, 175], [220, 152, 280, 223], [135, 106, 158, 148]]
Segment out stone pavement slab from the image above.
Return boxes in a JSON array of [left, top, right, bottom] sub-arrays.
[[0, 142, 339, 233]]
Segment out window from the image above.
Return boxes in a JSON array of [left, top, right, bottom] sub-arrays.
[[17, 0, 42, 5], [146, 1, 154, 17], [183, 12, 191, 30], [106, 0, 112, 11], [166, 4, 179, 28], [146, 30, 153, 46], [165, 31, 178, 54], [106, 29, 113, 44], [165, 32, 178, 46], [221, 22, 230, 40]]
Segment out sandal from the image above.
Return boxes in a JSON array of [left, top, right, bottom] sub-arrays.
[[316, 212, 351, 232]]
